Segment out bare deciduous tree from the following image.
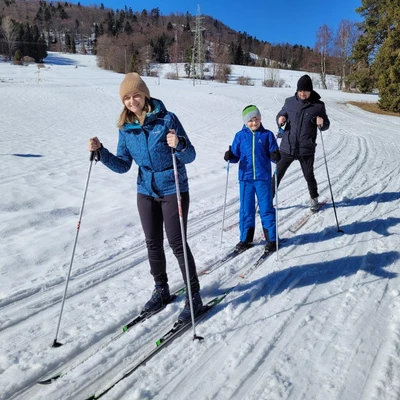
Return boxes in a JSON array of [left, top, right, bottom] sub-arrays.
[[96, 35, 124, 72], [1, 16, 18, 61], [334, 20, 360, 90], [315, 24, 333, 89], [258, 42, 272, 67]]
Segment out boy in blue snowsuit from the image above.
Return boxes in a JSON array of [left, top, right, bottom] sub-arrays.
[[224, 105, 281, 253]]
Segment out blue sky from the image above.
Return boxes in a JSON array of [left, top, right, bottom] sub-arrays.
[[73, 0, 363, 48]]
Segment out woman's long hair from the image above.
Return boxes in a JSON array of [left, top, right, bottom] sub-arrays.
[[117, 97, 152, 128]]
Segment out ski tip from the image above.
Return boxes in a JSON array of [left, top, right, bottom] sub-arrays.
[[174, 288, 186, 296], [37, 374, 61, 385]]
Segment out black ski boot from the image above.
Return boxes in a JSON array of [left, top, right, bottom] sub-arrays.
[[178, 292, 204, 323], [235, 241, 251, 252], [263, 228, 277, 254], [310, 197, 319, 212], [264, 241, 277, 253], [235, 227, 254, 253], [144, 284, 171, 312]]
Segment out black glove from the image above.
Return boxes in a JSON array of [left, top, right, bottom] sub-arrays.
[[270, 150, 281, 163], [224, 148, 234, 161]]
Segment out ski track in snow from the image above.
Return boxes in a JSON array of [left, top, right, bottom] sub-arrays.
[[1, 54, 400, 400]]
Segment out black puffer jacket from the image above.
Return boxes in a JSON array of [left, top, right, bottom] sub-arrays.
[[276, 90, 330, 157]]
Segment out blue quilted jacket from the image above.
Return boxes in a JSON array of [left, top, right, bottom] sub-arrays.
[[229, 124, 279, 181], [99, 98, 195, 197]]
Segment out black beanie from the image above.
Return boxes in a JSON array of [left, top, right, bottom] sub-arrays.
[[297, 75, 313, 92]]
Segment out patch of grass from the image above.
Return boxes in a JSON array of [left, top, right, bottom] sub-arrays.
[[348, 101, 400, 117]]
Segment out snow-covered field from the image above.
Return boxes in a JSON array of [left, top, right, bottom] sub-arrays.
[[1, 52, 400, 400]]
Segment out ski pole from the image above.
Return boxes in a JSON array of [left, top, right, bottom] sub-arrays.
[[171, 148, 203, 341], [274, 167, 279, 260], [52, 151, 98, 347], [220, 148, 231, 244], [318, 127, 343, 233], [274, 127, 284, 259]]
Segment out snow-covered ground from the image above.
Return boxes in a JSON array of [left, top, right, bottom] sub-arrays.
[[1, 52, 400, 400]]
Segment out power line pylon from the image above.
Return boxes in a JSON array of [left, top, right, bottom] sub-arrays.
[[190, 4, 206, 82]]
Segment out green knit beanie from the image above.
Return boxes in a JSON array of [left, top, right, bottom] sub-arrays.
[[242, 105, 261, 124]]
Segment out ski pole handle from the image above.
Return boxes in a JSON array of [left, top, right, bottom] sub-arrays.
[[90, 150, 101, 162]]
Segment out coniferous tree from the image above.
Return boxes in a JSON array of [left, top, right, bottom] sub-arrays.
[[374, 5, 400, 111], [349, 0, 386, 93], [23, 23, 35, 57], [350, 0, 400, 109], [36, 35, 48, 61], [152, 33, 170, 63], [71, 36, 76, 53], [124, 21, 133, 34]]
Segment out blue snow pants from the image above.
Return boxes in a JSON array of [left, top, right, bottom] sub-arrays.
[[239, 179, 276, 242]]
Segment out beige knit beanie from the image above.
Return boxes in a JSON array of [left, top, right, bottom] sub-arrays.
[[119, 72, 150, 102]]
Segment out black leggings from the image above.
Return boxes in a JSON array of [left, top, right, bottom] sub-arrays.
[[272, 151, 319, 198], [137, 192, 200, 293]]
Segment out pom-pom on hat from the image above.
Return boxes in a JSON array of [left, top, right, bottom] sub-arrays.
[[242, 105, 261, 124], [297, 74, 313, 92], [119, 72, 150, 103]]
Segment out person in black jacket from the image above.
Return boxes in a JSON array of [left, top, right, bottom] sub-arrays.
[[273, 74, 330, 210]]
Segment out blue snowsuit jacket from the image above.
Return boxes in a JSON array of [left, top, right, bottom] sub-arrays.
[[99, 98, 195, 198], [276, 90, 330, 157], [229, 124, 279, 181]]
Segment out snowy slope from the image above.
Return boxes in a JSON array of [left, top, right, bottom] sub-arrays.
[[1, 52, 400, 400]]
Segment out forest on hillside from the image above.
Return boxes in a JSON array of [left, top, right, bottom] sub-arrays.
[[1, 1, 352, 80], [2, 0, 400, 112]]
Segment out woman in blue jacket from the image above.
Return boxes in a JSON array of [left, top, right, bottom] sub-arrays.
[[224, 105, 281, 254], [89, 73, 202, 323]]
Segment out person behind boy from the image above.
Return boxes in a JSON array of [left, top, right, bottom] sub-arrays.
[[273, 74, 330, 211], [223, 105, 281, 253]]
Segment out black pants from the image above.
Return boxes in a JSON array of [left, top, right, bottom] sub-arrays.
[[137, 192, 200, 293], [272, 151, 319, 198]]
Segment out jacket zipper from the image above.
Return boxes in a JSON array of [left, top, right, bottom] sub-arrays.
[[252, 130, 256, 179]]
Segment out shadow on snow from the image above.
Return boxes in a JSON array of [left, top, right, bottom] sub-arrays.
[[0, 154, 44, 157], [43, 54, 78, 66], [334, 191, 400, 208], [221, 250, 398, 308], [278, 191, 400, 212], [291, 216, 400, 245], [12, 154, 44, 158]]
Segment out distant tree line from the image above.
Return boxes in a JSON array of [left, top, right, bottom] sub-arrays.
[[0, 0, 340, 73], [2, 0, 399, 113]]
